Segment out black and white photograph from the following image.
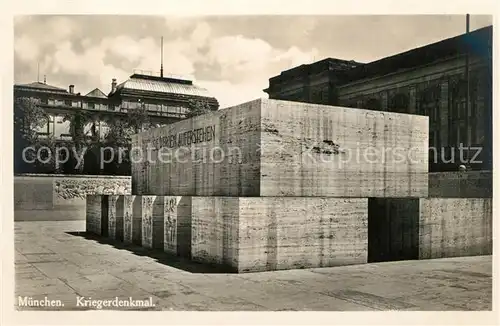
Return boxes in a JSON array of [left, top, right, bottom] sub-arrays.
[[1, 2, 497, 324]]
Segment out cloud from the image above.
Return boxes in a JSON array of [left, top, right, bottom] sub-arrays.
[[197, 79, 267, 109], [16, 15, 486, 108], [14, 35, 39, 62]]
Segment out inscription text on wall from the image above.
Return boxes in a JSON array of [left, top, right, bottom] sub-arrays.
[[149, 125, 216, 149]]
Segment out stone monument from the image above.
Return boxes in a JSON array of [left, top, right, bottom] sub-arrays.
[[86, 98, 492, 273]]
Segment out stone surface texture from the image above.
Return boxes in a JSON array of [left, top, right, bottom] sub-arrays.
[[191, 197, 368, 272], [131, 99, 428, 198], [419, 198, 492, 259], [141, 196, 165, 250], [107, 195, 119, 240]]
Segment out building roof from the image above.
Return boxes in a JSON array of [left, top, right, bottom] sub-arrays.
[[269, 58, 364, 83], [15, 81, 68, 93], [340, 25, 493, 84], [85, 88, 107, 98], [265, 25, 493, 91], [111, 74, 214, 98]]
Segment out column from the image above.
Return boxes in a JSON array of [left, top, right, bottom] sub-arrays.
[[439, 81, 449, 147], [408, 86, 417, 114], [381, 91, 388, 111]]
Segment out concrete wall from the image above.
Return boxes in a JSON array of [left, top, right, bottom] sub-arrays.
[[191, 197, 368, 272], [15, 174, 131, 221], [132, 98, 429, 198], [428, 171, 492, 198]]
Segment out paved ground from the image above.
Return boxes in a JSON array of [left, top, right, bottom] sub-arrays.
[[14, 221, 492, 311]]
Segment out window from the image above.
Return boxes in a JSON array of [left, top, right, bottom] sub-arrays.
[[87, 102, 95, 109], [365, 98, 381, 110], [389, 93, 409, 113]]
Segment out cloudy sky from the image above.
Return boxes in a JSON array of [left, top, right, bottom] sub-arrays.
[[14, 15, 492, 108]]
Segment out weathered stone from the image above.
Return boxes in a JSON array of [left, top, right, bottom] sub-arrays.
[[191, 197, 368, 272], [141, 196, 164, 250], [107, 195, 119, 240], [163, 196, 192, 257], [132, 99, 429, 198], [419, 198, 492, 259], [123, 195, 136, 244]]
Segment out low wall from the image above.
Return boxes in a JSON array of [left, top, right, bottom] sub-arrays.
[[428, 171, 492, 198], [15, 174, 131, 221], [86, 195, 491, 273]]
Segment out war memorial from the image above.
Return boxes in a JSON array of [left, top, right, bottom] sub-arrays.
[[86, 99, 492, 273]]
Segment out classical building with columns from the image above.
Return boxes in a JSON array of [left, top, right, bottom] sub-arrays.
[[264, 26, 493, 171]]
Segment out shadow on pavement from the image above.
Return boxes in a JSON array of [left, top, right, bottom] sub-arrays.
[[66, 231, 236, 274]]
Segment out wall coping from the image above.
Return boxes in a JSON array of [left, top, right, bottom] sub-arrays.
[[428, 170, 491, 176], [15, 173, 131, 180]]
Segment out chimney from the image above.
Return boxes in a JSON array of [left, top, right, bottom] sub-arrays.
[[111, 78, 117, 93], [69, 85, 74, 94]]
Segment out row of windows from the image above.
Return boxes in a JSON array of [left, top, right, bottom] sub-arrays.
[[35, 115, 112, 140], [36, 97, 192, 116], [121, 101, 190, 115]]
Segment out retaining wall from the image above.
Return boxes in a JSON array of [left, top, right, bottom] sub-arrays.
[[14, 174, 131, 221]]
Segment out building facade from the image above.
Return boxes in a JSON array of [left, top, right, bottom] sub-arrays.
[[264, 26, 493, 171], [14, 73, 219, 174]]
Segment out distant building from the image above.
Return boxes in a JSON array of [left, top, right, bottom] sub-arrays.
[[14, 73, 219, 174], [264, 26, 493, 171], [107, 73, 219, 120]]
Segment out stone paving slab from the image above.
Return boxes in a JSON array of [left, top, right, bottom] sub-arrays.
[[13, 221, 492, 311]]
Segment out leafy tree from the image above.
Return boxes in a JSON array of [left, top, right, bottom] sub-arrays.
[[14, 97, 58, 173], [62, 110, 101, 174], [186, 98, 214, 118]]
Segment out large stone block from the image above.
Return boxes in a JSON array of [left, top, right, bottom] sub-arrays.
[[419, 198, 492, 259], [163, 196, 192, 257], [107, 195, 119, 239], [123, 195, 137, 244], [141, 196, 164, 249], [132, 99, 428, 198], [191, 197, 368, 272]]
